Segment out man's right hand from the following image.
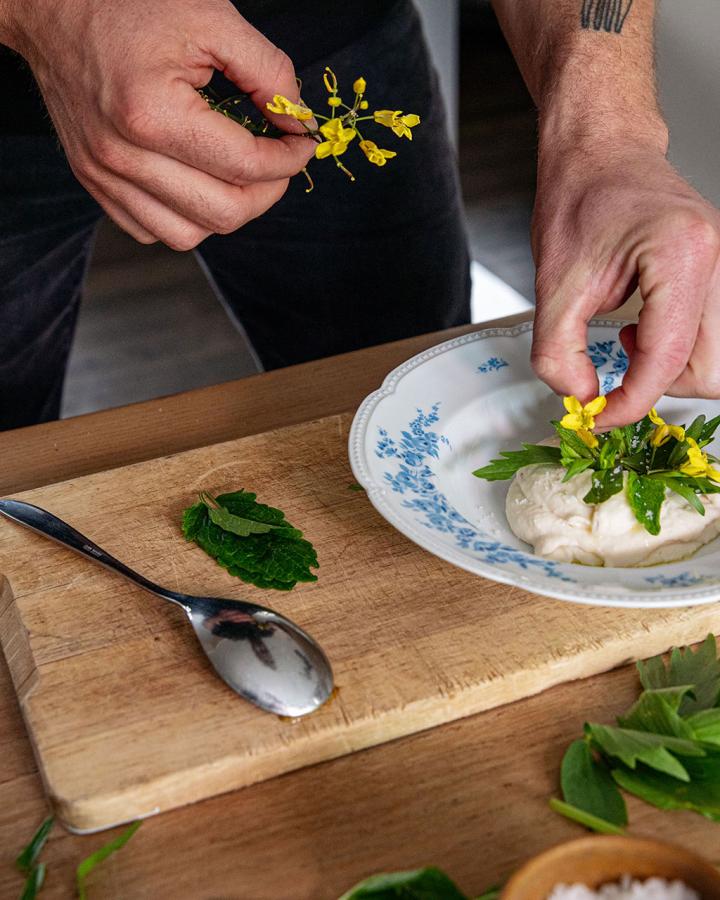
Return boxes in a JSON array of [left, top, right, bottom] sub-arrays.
[[3, 0, 315, 249]]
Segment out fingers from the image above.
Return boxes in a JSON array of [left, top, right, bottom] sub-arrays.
[[95, 138, 290, 234], [109, 10, 316, 188], [601, 217, 718, 424], [87, 187, 158, 245], [206, 13, 309, 129], [666, 275, 720, 398], [79, 166, 212, 250], [114, 86, 314, 188], [531, 269, 600, 403]]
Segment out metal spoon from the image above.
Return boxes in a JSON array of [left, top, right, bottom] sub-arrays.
[[0, 499, 333, 717]]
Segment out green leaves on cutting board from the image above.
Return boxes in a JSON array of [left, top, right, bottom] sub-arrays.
[[552, 633, 720, 834], [182, 490, 319, 591]]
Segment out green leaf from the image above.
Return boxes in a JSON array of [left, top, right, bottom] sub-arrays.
[[16, 817, 54, 875], [583, 467, 624, 505], [76, 821, 142, 900], [687, 708, 720, 746], [552, 422, 594, 459], [20, 863, 46, 900], [182, 490, 319, 591], [598, 435, 622, 470], [663, 477, 706, 516], [548, 798, 626, 835], [560, 740, 627, 826], [586, 723, 704, 781], [701, 414, 720, 442], [202, 494, 301, 539], [562, 458, 595, 482], [612, 753, 720, 821], [617, 688, 695, 739], [627, 416, 656, 453], [338, 867, 467, 900], [472, 445, 561, 481], [626, 471, 665, 535], [685, 415, 706, 442], [637, 635, 720, 714]]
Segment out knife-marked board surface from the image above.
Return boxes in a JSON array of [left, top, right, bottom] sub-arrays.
[[1, 413, 718, 832]]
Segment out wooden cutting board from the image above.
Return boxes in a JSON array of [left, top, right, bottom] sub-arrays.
[[1, 413, 719, 833]]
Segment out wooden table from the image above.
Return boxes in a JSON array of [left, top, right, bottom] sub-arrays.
[[1, 310, 716, 900]]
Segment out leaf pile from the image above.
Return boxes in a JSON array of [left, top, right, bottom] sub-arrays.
[[182, 490, 319, 591], [473, 412, 720, 534], [552, 634, 720, 832]]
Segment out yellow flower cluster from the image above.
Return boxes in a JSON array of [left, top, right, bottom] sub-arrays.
[[560, 396, 606, 449], [265, 67, 420, 181]]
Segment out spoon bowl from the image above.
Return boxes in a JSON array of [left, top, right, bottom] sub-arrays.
[[0, 499, 334, 717]]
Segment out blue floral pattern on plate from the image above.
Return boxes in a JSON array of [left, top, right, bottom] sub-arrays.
[[588, 340, 629, 393], [375, 405, 574, 582], [644, 572, 719, 589], [477, 357, 509, 374]]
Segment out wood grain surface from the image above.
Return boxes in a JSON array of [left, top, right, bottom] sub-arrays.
[[7, 302, 717, 900], [2, 406, 719, 835]]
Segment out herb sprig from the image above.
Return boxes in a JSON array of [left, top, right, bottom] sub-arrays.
[[182, 490, 319, 591], [553, 634, 720, 830], [473, 397, 720, 534]]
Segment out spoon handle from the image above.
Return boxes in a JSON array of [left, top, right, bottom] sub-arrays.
[[0, 499, 187, 608]]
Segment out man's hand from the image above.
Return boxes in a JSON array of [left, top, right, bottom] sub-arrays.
[[3, 0, 315, 249], [532, 139, 720, 425], [491, 0, 720, 425]]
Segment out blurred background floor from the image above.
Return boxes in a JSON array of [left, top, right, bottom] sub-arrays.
[[61, 1, 536, 418]]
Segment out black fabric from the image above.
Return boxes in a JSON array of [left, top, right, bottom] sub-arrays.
[[0, 0, 470, 430]]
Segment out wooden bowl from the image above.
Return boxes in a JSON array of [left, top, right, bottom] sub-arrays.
[[501, 836, 720, 899]]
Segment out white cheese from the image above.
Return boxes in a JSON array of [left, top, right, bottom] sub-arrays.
[[506, 464, 720, 567]]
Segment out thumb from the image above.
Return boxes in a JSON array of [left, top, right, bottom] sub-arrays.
[[208, 11, 310, 135], [531, 268, 600, 404]]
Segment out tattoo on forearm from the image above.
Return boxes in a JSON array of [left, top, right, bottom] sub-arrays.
[[581, 0, 634, 33]]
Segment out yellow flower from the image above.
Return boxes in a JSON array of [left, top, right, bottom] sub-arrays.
[[578, 429, 599, 450], [266, 94, 313, 121], [315, 118, 356, 159], [373, 109, 421, 139], [323, 67, 338, 93], [679, 438, 720, 482], [353, 77, 367, 95], [560, 395, 607, 435], [359, 139, 397, 166], [359, 100, 369, 110], [327, 96, 342, 108], [648, 408, 685, 447]]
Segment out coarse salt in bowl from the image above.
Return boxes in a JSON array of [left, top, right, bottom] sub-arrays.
[[548, 874, 699, 900]]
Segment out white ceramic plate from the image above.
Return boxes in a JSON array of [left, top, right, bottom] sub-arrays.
[[349, 320, 720, 608]]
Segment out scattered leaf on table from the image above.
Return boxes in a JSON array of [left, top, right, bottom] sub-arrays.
[[76, 821, 142, 900], [16, 816, 54, 874]]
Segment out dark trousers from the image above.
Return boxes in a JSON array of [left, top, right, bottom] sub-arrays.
[[0, 1, 470, 431]]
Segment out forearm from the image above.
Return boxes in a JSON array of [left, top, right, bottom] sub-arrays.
[[491, 0, 668, 154]]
